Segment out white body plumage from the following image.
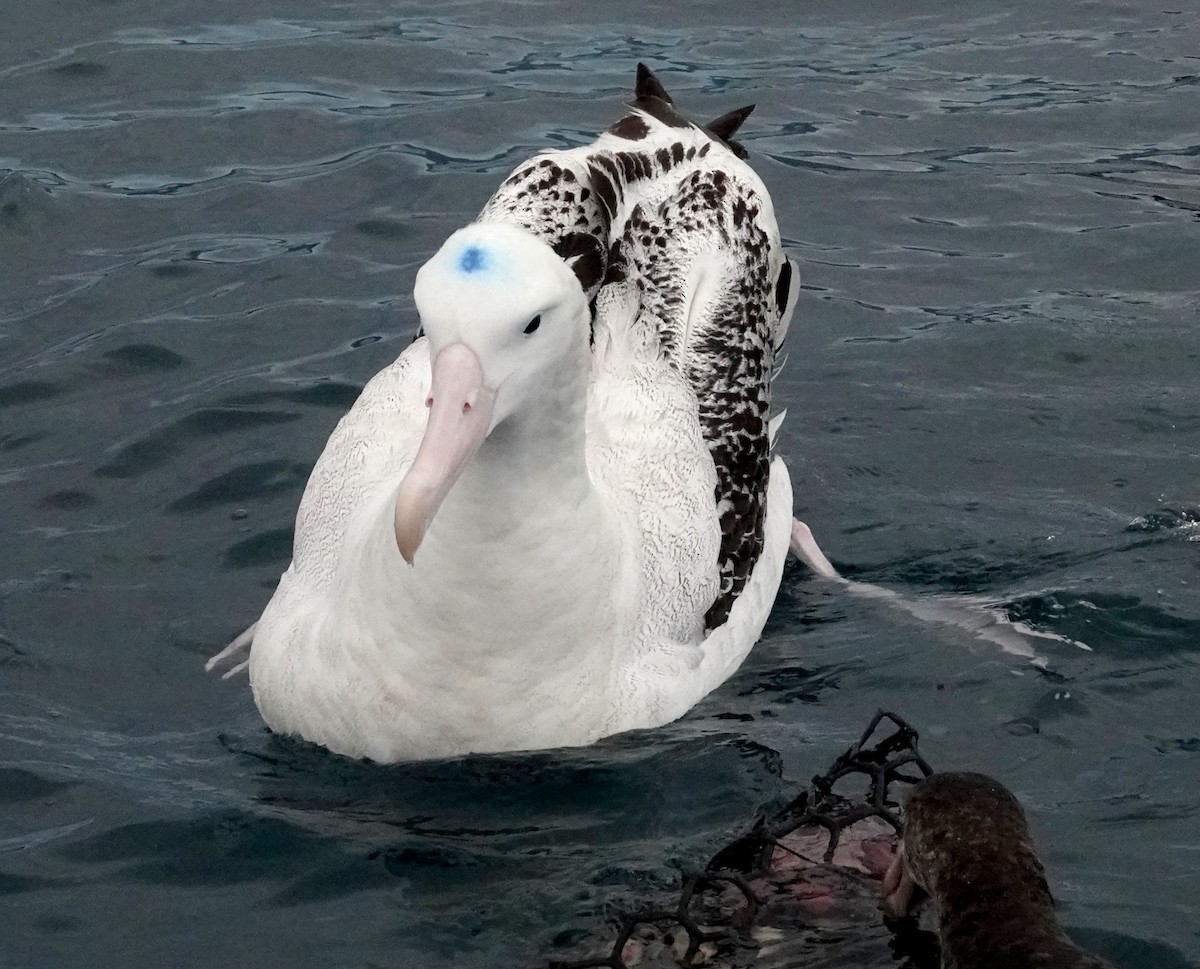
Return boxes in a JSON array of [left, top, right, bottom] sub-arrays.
[[211, 67, 800, 762]]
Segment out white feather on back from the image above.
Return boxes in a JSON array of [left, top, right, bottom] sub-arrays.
[[587, 278, 720, 650]]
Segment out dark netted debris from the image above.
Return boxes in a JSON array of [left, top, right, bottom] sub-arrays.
[[550, 711, 933, 969]]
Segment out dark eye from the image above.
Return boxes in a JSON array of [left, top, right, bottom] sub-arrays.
[[523, 314, 541, 335]]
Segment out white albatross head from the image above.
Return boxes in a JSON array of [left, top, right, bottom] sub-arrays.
[[393, 221, 590, 564]]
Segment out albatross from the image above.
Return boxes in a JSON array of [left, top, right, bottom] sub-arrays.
[[207, 65, 811, 762]]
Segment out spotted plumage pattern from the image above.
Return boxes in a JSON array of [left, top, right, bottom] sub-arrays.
[[616, 169, 778, 627], [479, 157, 610, 298], [480, 64, 793, 629], [477, 65, 754, 302]]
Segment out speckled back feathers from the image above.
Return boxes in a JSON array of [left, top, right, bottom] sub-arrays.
[[479, 64, 793, 626]]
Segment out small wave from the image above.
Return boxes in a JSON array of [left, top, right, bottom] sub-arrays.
[[1126, 505, 1200, 534]]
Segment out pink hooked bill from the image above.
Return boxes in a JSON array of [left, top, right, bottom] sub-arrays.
[[393, 342, 496, 564]]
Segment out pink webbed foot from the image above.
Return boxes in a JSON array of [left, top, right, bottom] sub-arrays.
[[205, 622, 256, 679], [789, 519, 841, 579]]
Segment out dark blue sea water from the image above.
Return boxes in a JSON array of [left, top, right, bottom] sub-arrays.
[[2, 2, 1198, 967]]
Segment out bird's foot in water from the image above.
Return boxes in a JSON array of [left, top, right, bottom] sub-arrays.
[[786, 518, 1087, 661], [204, 622, 256, 679], [789, 518, 841, 578]]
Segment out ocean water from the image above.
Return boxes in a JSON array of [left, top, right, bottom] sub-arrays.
[[1, 1, 1198, 966]]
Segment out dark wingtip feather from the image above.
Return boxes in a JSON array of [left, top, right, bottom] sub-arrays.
[[706, 104, 756, 142], [633, 65, 753, 147], [635, 63, 673, 104]]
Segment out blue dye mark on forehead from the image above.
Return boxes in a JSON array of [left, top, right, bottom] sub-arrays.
[[457, 245, 490, 274]]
